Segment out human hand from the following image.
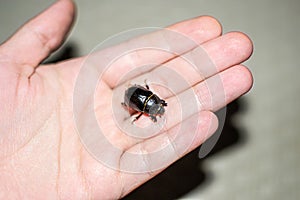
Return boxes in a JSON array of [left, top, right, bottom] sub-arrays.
[[0, 0, 253, 199]]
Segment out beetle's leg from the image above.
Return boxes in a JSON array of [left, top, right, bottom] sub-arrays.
[[132, 112, 143, 124], [161, 100, 167, 106], [121, 102, 128, 108], [150, 115, 157, 122], [144, 79, 149, 89]]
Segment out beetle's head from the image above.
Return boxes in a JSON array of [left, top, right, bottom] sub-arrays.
[[149, 103, 165, 115]]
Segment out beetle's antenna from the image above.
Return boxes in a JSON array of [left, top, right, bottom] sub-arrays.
[[144, 79, 150, 89]]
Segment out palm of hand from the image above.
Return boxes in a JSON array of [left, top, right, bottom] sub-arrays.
[[0, 1, 253, 199]]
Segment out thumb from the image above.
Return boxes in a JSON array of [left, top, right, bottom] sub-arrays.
[[0, 0, 76, 69]]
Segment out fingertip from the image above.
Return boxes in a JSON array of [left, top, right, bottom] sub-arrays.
[[224, 31, 254, 60], [44, 0, 76, 23], [237, 64, 254, 94], [187, 15, 223, 44], [199, 111, 219, 141], [55, 0, 77, 41], [224, 65, 254, 100], [58, 0, 77, 19], [169, 15, 222, 44], [196, 15, 223, 37]]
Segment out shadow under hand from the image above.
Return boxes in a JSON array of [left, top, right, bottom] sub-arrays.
[[43, 41, 78, 64], [123, 99, 247, 200]]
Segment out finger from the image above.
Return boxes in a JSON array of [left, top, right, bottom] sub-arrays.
[[154, 32, 253, 93], [119, 111, 218, 197], [98, 16, 222, 87], [162, 64, 253, 130], [0, 0, 75, 68], [124, 31, 253, 97], [195, 64, 253, 111]]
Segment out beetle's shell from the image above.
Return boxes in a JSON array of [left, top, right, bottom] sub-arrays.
[[124, 85, 153, 112], [123, 84, 167, 122]]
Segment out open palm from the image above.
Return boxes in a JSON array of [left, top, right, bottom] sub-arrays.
[[0, 1, 253, 199]]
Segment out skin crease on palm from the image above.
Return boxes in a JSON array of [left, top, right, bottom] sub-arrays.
[[0, 0, 253, 199]]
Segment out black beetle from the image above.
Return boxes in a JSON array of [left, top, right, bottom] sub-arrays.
[[122, 83, 167, 123]]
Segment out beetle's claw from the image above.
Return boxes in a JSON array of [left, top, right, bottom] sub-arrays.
[[150, 115, 157, 122], [161, 100, 167, 107], [131, 118, 137, 124]]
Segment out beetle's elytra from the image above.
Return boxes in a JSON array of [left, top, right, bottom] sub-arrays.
[[122, 83, 167, 123]]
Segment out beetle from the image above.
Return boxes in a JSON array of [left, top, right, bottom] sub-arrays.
[[122, 83, 167, 123]]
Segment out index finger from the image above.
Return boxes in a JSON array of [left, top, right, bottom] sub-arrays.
[[92, 16, 222, 88]]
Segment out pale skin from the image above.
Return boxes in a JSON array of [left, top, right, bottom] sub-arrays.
[[0, 0, 253, 199]]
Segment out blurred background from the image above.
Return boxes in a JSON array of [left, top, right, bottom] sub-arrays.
[[1, 0, 299, 199]]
